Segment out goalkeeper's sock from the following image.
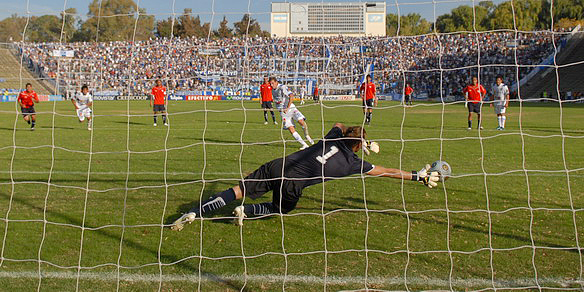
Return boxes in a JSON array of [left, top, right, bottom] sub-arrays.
[[162, 115, 167, 124], [263, 111, 268, 122], [292, 131, 308, 147], [271, 111, 276, 122], [369, 112, 373, 122], [190, 188, 236, 217], [243, 202, 275, 216], [501, 116, 506, 128], [153, 116, 157, 124], [468, 120, 472, 128]]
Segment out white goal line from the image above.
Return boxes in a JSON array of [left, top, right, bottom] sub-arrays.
[[0, 270, 581, 290]]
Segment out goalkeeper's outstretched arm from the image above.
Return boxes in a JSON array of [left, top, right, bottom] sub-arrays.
[[367, 164, 439, 188]]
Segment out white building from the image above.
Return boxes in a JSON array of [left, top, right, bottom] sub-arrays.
[[271, 2, 386, 37]]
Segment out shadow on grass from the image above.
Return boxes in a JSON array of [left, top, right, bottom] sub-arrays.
[[0, 190, 253, 291]]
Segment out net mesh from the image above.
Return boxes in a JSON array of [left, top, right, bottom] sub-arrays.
[[0, 0, 583, 291]]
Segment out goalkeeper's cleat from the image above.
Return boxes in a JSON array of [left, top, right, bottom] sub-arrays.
[[170, 212, 196, 231], [233, 206, 247, 226], [467, 127, 472, 130], [264, 121, 268, 125], [153, 123, 157, 127]]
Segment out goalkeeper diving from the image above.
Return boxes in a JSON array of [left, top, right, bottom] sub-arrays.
[[171, 123, 439, 231]]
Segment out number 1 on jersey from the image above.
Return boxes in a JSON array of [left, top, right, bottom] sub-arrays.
[[316, 146, 339, 164]]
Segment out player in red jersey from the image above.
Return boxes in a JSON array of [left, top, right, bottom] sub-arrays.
[[17, 83, 40, 130], [404, 83, 414, 106], [463, 76, 486, 130], [260, 77, 276, 124], [360, 75, 377, 125], [150, 79, 168, 126], [313, 83, 319, 103]]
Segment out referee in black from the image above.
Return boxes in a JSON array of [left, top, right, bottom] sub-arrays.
[[171, 123, 439, 230]]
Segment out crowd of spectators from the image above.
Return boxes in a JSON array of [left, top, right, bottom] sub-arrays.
[[17, 31, 567, 98]]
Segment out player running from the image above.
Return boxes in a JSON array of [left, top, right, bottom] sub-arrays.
[[150, 79, 168, 126], [313, 83, 320, 103], [170, 122, 440, 231], [404, 83, 414, 106], [463, 76, 486, 130], [17, 83, 39, 131], [299, 84, 307, 105], [72, 85, 93, 130], [260, 77, 277, 125], [269, 77, 314, 150], [360, 75, 377, 125], [490, 75, 510, 130]]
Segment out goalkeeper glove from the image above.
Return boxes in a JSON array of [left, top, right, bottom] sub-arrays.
[[411, 164, 440, 188], [361, 140, 380, 155]]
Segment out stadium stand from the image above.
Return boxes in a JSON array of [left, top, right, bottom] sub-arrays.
[[519, 32, 584, 100], [0, 48, 53, 94]]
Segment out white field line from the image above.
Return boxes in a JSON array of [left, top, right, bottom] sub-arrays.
[[0, 271, 582, 288]]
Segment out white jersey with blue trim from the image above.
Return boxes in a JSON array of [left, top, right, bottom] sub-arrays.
[[74, 92, 93, 110], [272, 84, 295, 110], [492, 83, 509, 106]]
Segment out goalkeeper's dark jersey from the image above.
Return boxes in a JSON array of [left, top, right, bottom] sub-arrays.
[[282, 126, 374, 188]]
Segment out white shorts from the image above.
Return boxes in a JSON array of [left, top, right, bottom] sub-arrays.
[[494, 104, 506, 115], [280, 107, 306, 129], [76, 107, 92, 121]]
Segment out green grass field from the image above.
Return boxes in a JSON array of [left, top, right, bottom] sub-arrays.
[[0, 100, 583, 291]]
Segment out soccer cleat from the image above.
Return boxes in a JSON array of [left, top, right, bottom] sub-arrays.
[[467, 127, 472, 130], [479, 126, 484, 130], [164, 123, 168, 126], [499, 127, 505, 131], [170, 212, 196, 231], [153, 123, 157, 127], [273, 121, 278, 125], [496, 126, 501, 130], [88, 127, 92, 131], [300, 144, 309, 150], [264, 121, 268, 125], [233, 206, 247, 226], [31, 127, 35, 131]]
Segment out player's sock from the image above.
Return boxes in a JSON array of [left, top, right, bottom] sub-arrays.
[[292, 132, 308, 147], [31, 120, 35, 128], [162, 115, 167, 124], [189, 188, 236, 217], [26, 119, 30, 124], [153, 116, 157, 124], [497, 116, 502, 128], [369, 112, 373, 122], [501, 116, 506, 128], [271, 111, 276, 122], [243, 202, 275, 216], [263, 111, 268, 122], [302, 127, 314, 144], [468, 120, 472, 128]]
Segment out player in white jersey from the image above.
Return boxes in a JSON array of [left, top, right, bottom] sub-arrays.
[[72, 85, 93, 130], [490, 75, 510, 130], [299, 85, 307, 105], [269, 77, 314, 150]]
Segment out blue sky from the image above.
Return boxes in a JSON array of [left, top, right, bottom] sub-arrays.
[[0, 0, 489, 30]]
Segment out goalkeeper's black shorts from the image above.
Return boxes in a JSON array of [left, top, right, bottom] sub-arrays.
[[238, 158, 303, 213]]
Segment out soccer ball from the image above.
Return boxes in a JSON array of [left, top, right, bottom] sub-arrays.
[[429, 160, 452, 181]]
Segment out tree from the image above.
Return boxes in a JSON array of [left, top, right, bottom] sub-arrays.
[[28, 15, 62, 42], [233, 14, 268, 37], [436, 5, 490, 32], [61, 8, 78, 42], [488, 0, 543, 30], [156, 17, 179, 38], [386, 13, 431, 36], [177, 9, 211, 38], [79, 0, 154, 41], [0, 14, 28, 42], [215, 16, 232, 38]]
